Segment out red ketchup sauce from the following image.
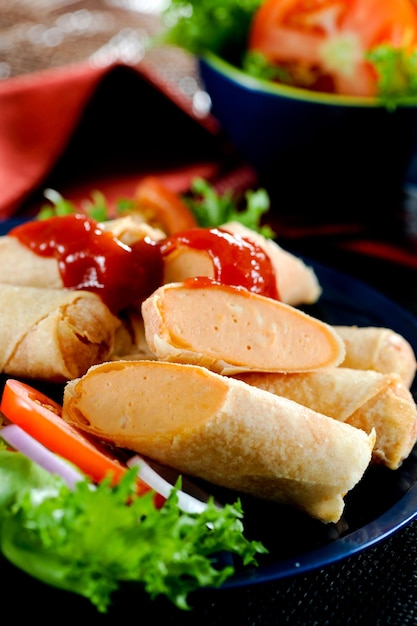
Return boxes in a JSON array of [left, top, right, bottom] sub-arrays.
[[160, 227, 280, 300], [9, 214, 163, 314]]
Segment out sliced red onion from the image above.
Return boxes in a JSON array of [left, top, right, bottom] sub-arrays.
[[127, 455, 220, 514], [1, 424, 85, 489]]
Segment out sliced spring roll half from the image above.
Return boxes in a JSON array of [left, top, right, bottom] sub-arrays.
[[62, 360, 375, 523], [222, 222, 322, 305], [141, 281, 345, 375], [335, 325, 417, 388], [162, 221, 322, 306], [236, 368, 417, 470], [0, 284, 120, 382]]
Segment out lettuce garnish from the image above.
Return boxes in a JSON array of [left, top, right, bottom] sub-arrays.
[[184, 177, 274, 237], [36, 179, 274, 237], [0, 451, 266, 612]]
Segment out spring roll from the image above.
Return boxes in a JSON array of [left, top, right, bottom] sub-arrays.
[[163, 221, 322, 306], [141, 281, 345, 375], [236, 368, 417, 470], [0, 284, 120, 382], [222, 222, 322, 305], [62, 360, 375, 523], [0, 217, 164, 289], [335, 325, 417, 388]]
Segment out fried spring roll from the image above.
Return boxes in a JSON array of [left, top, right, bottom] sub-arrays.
[[222, 222, 322, 305], [141, 281, 345, 375], [163, 221, 322, 306], [0, 218, 164, 289], [0, 284, 120, 382], [62, 360, 375, 523], [236, 368, 417, 470], [335, 326, 417, 388]]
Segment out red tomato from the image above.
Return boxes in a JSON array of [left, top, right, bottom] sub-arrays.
[[134, 176, 197, 235], [0, 379, 151, 494], [248, 0, 417, 96]]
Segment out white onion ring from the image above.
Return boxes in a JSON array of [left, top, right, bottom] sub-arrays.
[[127, 455, 219, 514], [1, 424, 85, 489]]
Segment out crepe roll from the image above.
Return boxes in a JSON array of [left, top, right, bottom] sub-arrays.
[[0, 217, 164, 289], [222, 222, 322, 305], [141, 281, 345, 375], [0, 284, 120, 382], [62, 360, 375, 523], [0, 236, 62, 288], [236, 368, 417, 470], [335, 326, 417, 388], [98, 216, 166, 245], [162, 221, 322, 306]]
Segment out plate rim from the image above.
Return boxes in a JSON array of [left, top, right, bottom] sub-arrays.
[[222, 256, 417, 588]]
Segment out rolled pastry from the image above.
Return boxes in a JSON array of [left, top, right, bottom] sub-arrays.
[[0, 284, 120, 382], [141, 281, 345, 375], [0, 217, 164, 289], [222, 222, 322, 305], [236, 368, 417, 470], [0, 236, 61, 288], [62, 360, 375, 523], [162, 221, 322, 306], [335, 326, 417, 388]]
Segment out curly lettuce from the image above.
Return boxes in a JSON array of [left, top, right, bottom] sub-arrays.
[[160, 0, 262, 62], [0, 451, 266, 612]]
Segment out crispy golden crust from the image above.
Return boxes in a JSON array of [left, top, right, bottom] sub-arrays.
[[221, 222, 322, 305], [0, 284, 120, 381], [0, 236, 62, 288], [236, 367, 417, 470], [335, 326, 417, 388], [63, 360, 374, 523], [142, 282, 345, 375], [162, 222, 322, 307]]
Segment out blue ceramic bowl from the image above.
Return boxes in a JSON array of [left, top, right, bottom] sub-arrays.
[[199, 53, 417, 221]]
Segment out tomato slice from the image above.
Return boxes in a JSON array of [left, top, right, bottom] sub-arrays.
[[248, 0, 417, 96], [0, 379, 150, 493], [134, 176, 198, 235]]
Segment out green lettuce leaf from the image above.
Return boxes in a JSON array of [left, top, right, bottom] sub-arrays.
[[185, 177, 275, 238], [0, 453, 266, 612], [159, 0, 261, 61]]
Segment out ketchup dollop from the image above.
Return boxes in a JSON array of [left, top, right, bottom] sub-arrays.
[[160, 227, 279, 300], [10, 214, 163, 314]]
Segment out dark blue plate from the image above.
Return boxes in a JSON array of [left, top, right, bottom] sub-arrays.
[[220, 259, 417, 587], [2, 217, 417, 590]]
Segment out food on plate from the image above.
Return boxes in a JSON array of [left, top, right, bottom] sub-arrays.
[[98, 215, 166, 245], [0, 284, 120, 382], [163, 221, 321, 306], [0, 379, 148, 490], [141, 280, 345, 375], [236, 367, 417, 470], [62, 359, 375, 523], [0, 217, 163, 289], [4, 214, 164, 314], [0, 451, 264, 614], [335, 325, 417, 388], [133, 175, 198, 234], [161, 226, 281, 300], [0, 234, 62, 288]]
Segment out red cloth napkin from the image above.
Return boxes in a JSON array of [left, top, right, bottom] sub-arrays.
[[0, 60, 226, 219]]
